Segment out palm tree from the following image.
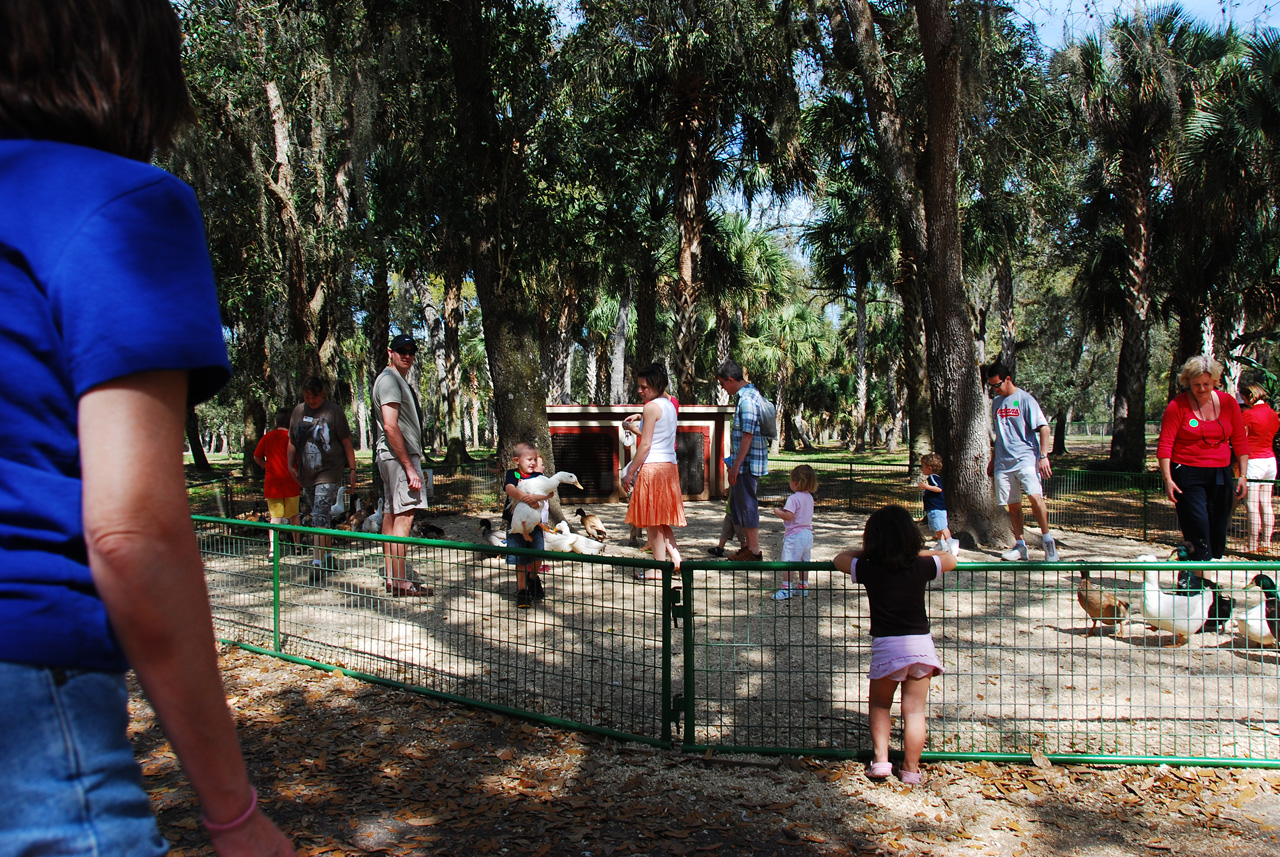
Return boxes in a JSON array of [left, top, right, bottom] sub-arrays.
[[571, 0, 805, 401], [1053, 5, 1222, 471]]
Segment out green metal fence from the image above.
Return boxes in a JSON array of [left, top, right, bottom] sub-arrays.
[[199, 517, 1280, 767]]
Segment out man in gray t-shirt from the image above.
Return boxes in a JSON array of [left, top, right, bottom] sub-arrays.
[[372, 333, 430, 594], [984, 362, 1058, 562]]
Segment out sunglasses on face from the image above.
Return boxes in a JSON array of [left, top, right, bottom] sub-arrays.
[[395, 348, 417, 357]]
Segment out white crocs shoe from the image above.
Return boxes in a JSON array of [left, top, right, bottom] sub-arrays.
[[1043, 537, 1060, 563], [947, 538, 960, 556], [773, 586, 792, 601], [1001, 542, 1029, 561]]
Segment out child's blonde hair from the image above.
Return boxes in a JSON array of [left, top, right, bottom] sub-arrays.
[[512, 441, 538, 458], [789, 464, 818, 493], [921, 452, 943, 471]]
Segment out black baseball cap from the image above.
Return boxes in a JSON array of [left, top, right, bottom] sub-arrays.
[[389, 334, 416, 353]]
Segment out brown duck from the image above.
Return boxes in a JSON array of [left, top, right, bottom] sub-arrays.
[[1078, 569, 1131, 636]]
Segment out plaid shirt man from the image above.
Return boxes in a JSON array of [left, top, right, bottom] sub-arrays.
[[732, 383, 771, 476]]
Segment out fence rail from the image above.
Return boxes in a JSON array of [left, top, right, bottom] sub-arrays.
[[198, 516, 1280, 767]]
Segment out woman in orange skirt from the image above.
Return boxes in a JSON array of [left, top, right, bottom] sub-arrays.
[[622, 363, 687, 578]]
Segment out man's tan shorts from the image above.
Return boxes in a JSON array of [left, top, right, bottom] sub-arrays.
[[377, 453, 428, 515]]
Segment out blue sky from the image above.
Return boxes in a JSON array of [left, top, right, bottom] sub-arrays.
[[1018, 0, 1279, 48]]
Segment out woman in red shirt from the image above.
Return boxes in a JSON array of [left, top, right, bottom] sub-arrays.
[[1156, 356, 1249, 561], [1241, 383, 1279, 553]]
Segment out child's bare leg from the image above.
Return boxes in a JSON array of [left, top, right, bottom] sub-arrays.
[[517, 566, 529, 591], [867, 678, 899, 764], [661, 525, 681, 567], [899, 674, 932, 773]]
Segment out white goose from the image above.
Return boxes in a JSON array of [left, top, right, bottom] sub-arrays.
[[361, 498, 384, 533], [509, 471, 583, 537], [1141, 566, 1214, 646], [1236, 574, 1280, 648]]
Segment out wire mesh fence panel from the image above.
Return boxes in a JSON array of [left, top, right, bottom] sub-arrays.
[[756, 458, 913, 514], [198, 517, 672, 744], [686, 557, 1280, 763], [684, 561, 871, 755]]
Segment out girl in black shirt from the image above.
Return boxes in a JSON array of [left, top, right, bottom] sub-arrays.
[[834, 505, 957, 785]]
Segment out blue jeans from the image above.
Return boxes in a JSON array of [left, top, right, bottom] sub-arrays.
[[0, 662, 167, 856]]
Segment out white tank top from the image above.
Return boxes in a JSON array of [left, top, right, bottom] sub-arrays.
[[644, 397, 678, 464]]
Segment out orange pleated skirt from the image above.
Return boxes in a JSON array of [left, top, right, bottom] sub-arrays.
[[625, 462, 687, 528]]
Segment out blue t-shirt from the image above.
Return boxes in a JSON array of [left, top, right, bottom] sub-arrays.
[[923, 474, 946, 512], [0, 140, 230, 671]]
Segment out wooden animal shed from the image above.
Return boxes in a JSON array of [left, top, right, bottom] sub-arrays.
[[546, 403, 734, 502]]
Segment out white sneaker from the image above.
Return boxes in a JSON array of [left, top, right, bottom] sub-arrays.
[[933, 540, 947, 552], [773, 587, 792, 601], [1001, 543, 1029, 561], [1043, 538, 1060, 563], [947, 539, 960, 556]]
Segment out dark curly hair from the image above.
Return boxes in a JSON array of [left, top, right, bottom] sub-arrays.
[[862, 504, 924, 571], [0, 0, 194, 160]]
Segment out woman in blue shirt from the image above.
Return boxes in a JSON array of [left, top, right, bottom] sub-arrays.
[[0, 2, 292, 853]]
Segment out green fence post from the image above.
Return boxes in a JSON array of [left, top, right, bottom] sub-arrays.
[[847, 459, 854, 513], [272, 527, 281, 653], [1142, 473, 1150, 542], [661, 563, 672, 744], [681, 563, 695, 746]]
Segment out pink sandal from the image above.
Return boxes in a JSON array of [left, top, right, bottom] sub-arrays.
[[898, 768, 922, 785], [866, 761, 893, 780]]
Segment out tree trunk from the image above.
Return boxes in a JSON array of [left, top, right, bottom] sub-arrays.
[[853, 281, 868, 452], [1109, 154, 1153, 473], [441, 261, 465, 439], [187, 408, 212, 472], [441, 0, 556, 487], [996, 248, 1016, 374], [669, 81, 709, 402], [609, 276, 631, 404], [916, 0, 1006, 543]]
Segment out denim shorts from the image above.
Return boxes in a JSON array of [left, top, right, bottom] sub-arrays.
[[505, 525, 545, 566], [0, 661, 167, 855], [926, 509, 949, 533]]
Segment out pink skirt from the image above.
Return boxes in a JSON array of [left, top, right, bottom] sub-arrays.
[[869, 634, 944, 681], [625, 462, 687, 528]]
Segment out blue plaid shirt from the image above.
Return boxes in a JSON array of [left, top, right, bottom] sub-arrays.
[[732, 384, 770, 476]]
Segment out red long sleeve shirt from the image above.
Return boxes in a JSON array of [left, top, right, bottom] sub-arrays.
[[1156, 390, 1247, 467]]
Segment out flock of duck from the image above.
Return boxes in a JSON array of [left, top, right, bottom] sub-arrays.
[[1077, 546, 1280, 647]]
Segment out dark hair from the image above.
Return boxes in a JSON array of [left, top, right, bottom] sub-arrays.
[[715, 358, 745, 382], [982, 361, 1011, 382], [0, 0, 194, 161], [274, 407, 292, 429], [303, 376, 327, 396], [862, 505, 924, 571], [636, 362, 669, 396]]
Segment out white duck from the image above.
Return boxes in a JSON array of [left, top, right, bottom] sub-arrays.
[[361, 498, 384, 533], [1236, 573, 1280, 647], [1141, 566, 1214, 646], [541, 521, 578, 553], [329, 485, 347, 523], [509, 471, 584, 537]]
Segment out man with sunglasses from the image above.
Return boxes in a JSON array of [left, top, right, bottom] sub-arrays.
[[983, 361, 1058, 562], [373, 333, 431, 595]]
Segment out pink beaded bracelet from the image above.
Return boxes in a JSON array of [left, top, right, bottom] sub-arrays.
[[202, 786, 258, 834]]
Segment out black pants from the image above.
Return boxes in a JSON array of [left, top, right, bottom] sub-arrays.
[[1171, 463, 1235, 560]]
